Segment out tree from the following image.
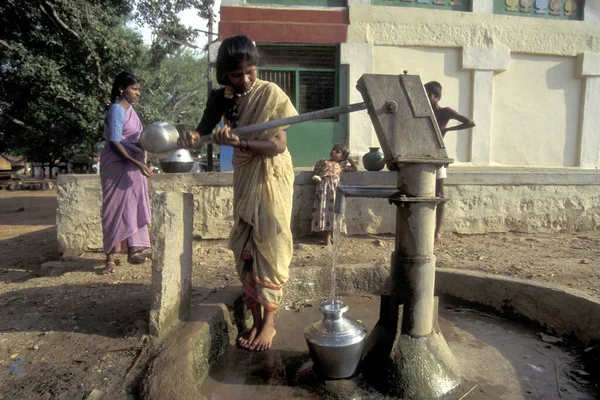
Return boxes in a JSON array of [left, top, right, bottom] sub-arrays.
[[136, 49, 208, 133], [136, 49, 211, 164], [0, 0, 213, 175]]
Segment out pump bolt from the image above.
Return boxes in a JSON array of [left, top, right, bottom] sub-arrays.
[[385, 101, 398, 113]]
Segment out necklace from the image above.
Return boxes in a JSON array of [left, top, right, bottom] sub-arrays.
[[235, 81, 256, 98]]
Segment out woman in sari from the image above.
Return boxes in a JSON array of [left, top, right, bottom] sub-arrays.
[[179, 35, 297, 352], [101, 72, 153, 274]]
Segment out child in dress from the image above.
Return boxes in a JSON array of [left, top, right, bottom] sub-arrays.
[[311, 143, 357, 245]]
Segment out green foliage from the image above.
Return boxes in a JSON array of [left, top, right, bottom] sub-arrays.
[[137, 49, 211, 162], [136, 49, 208, 133], [0, 0, 213, 171]]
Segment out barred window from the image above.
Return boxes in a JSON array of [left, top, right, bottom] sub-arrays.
[[259, 70, 296, 103], [258, 47, 337, 114], [260, 48, 336, 69]]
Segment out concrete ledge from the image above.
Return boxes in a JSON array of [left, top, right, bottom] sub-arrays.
[[446, 167, 600, 186], [150, 172, 233, 187], [141, 286, 241, 400], [284, 263, 391, 303], [57, 169, 600, 256], [347, 5, 600, 57], [436, 268, 600, 344], [285, 265, 600, 344], [141, 266, 600, 399], [149, 192, 194, 338], [462, 47, 510, 72], [580, 52, 600, 76]]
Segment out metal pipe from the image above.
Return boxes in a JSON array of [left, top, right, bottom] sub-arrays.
[[393, 163, 438, 337], [206, 12, 214, 171], [334, 186, 399, 215], [334, 188, 346, 215], [195, 102, 367, 147]]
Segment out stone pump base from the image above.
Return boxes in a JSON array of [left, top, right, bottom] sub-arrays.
[[361, 296, 469, 400]]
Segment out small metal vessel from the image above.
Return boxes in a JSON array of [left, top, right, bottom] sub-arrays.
[[140, 121, 180, 159], [304, 300, 367, 380], [159, 149, 195, 173]]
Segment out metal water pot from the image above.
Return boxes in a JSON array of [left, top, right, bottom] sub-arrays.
[[159, 149, 195, 173], [304, 300, 367, 380], [140, 121, 180, 159]]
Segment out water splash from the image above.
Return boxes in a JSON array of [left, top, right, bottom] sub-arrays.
[[330, 213, 344, 309]]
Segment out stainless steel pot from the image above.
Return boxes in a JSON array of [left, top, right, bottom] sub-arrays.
[[304, 300, 367, 380], [159, 149, 195, 173], [140, 121, 180, 159]]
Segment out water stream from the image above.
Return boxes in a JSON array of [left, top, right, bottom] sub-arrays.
[[330, 213, 344, 309]]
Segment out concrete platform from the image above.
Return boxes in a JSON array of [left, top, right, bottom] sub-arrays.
[[200, 296, 594, 400]]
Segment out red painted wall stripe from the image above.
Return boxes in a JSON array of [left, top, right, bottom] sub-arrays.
[[219, 6, 348, 44], [221, 6, 349, 24]]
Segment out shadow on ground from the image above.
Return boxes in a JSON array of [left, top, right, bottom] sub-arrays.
[[0, 195, 57, 226], [0, 226, 60, 273], [0, 283, 151, 338]]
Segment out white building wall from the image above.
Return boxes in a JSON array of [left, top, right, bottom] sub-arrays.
[[346, 5, 600, 169], [491, 54, 582, 167], [373, 46, 473, 164]]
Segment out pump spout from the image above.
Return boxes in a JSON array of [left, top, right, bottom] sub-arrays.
[[334, 186, 400, 215], [335, 187, 347, 215]]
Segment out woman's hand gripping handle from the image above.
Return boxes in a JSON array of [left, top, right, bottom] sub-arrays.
[[178, 126, 243, 150]]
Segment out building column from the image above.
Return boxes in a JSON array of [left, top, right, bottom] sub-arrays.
[[471, 0, 494, 13], [579, 53, 600, 169], [462, 47, 510, 166], [584, 0, 600, 22], [341, 42, 373, 164]]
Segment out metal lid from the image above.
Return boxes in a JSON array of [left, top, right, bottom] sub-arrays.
[[160, 149, 194, 163]]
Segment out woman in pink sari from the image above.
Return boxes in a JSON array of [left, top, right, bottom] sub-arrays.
[[101, 72, 152, 273]]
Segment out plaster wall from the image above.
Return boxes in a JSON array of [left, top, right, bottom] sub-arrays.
[[373, 46, 473, 164], [347, 6, 600, 55], [57, 171, 600, 257], [345, 6, 600, 169], [491, 54, 582, 167]]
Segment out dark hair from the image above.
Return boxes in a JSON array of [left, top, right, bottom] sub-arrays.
[[424, 81, 442, 100], [110, 72, 140, 104], [332, 143, 350, 160], [216, 35, 260, 86]]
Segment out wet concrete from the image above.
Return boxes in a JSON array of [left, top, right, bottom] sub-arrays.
[[200, 296, 595, 400]]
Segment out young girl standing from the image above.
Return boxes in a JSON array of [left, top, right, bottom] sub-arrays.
[[311, 143, 357, 245], [179, 35, 297, 352]]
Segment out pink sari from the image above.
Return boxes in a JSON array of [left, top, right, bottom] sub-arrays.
[[100, 105, 151, 255]]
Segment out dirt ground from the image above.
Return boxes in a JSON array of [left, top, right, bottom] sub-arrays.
[[1, 188, 599, 399]]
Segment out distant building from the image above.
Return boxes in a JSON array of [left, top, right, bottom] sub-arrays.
[[219, 0, 600, 170], [0, 154, 27, 178], [0, 155, 11, 172]]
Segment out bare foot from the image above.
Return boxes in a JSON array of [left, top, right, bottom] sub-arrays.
[[249, 323, 276, 352], [103, 261, 116, 274], [128, 253, 150, 264], [237, 326, 259, 349], [435, 233, 443, 246]]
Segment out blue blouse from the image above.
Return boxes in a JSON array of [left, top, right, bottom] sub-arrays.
[[106, 104, 126, 142]]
